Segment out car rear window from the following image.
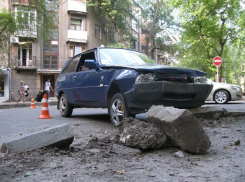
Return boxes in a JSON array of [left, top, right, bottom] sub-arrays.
[[62, 55, 80, 74]]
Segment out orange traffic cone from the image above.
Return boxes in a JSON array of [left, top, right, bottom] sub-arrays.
[[37, 93, 53, 119], [30, 97, 37, 109]]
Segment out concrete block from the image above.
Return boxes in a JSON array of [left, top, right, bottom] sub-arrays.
[[147, 105, 211, 154], [1, 124, 74, 154]]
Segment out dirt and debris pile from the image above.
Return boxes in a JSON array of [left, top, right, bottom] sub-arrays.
[[116, 106, 211, 154], [116, 117, 167, 150], [146, 105, 211, 154], [86, 136, 142, 158]]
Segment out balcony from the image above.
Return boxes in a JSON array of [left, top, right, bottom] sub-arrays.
[[15, 26, 37, 38], [14, 6, 38, 38], [68, 30, 87, 43], [14, 56, 37, 72], [68, 0, 87, 13]]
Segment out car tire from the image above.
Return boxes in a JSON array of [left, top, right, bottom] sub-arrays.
[[59, 93, 73, 117], [214, 90, 229, 104], [109, 93, 130, 127]]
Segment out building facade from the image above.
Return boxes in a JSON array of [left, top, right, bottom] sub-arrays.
[[0, 0, 117, 102]]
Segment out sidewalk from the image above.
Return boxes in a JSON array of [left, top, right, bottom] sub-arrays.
[[1, 98, 245, 116], [0, 97, 58, 109]]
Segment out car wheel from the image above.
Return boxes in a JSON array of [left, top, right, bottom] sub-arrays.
[[214, 90, 229, 104], [110, 93, 130, 127], [59, 93, 73, 117]]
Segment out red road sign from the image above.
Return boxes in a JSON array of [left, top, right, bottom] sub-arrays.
[[213, 56, 222, 66]]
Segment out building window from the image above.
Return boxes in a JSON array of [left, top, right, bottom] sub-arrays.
[[43, 0, 59, 70], [69, 44, 86, 57], [18, 44, 32, 66], [44, 55, 58, 69], [95, 24, 101, 39], [45, 0, 58, 11], [106, 31, 111, 44], [70, 19, 81, 30], [44, 40, 58, 53]]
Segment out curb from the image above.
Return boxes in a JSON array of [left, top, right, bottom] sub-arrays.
[[0, 101, 57, 109], [136, 106, 245, 121]]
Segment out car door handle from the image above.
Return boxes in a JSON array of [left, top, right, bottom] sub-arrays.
[[72, 76, 77, 80]]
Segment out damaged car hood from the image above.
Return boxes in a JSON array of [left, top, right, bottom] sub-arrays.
[[103, 64, 206, 76]]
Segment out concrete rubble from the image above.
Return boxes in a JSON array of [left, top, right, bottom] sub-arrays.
[[117, 117, 167, 150], [173, 151, 185, 158], [147, 105, 211, 154], [117, 105, 211, 154]]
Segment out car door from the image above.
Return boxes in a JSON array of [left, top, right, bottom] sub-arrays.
[[71, 51, 102, 105], [60, 54, 81, 105]]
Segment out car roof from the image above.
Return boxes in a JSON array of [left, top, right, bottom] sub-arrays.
[[81, 47, 142, 55]]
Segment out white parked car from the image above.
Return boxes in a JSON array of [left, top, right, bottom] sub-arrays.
[[206, 79, 243, 104]]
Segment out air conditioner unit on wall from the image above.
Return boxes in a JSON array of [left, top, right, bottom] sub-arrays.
[[104, 27, 109, 32], [10, 37, 19, 43]]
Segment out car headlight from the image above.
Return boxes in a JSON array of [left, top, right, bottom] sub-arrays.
[[194, 76, 207, 84], [231, 86, 241, 91], [135, 73, 154, 83]]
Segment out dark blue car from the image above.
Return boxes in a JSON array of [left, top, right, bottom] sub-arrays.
[[55, 48, 213, 126]]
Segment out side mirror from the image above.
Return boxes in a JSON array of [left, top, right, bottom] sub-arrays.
[[84, 59, 100, 70]]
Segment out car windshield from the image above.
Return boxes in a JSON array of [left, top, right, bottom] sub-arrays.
[[99, 49, 156, 66]]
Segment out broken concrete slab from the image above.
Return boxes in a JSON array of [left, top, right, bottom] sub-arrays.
[[146, 105, 211, 154], [117, 117, 167, 150], [224, 108, 245, 116], [1, 124, 74, 154], [189, 106, 225, 119]]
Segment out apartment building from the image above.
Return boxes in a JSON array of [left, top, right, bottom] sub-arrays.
[[0, 0, 117, 102]]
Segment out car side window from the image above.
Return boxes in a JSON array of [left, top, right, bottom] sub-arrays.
[[62, 55, 81, 74], [76, 51, 96, 72]]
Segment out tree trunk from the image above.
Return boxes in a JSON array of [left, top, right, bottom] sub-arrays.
[[115, 24, 129, 49], [146, 0, 163, 57]]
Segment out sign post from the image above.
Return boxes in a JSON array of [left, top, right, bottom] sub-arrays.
[[213, 56, 222, 82]]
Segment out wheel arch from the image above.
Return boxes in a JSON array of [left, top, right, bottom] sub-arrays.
[[107, 81, 123, 108], [213, 89, 231, 101], [57, 91, 65, 110], [107, 81, 132, 112]]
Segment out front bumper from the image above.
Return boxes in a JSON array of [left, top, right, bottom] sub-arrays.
[[124, 81, 213, 110], [230, 89, 243, 101]]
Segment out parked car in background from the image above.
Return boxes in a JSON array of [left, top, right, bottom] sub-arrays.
[[206, 79, 243, 104], [55, 48, 213, 126]]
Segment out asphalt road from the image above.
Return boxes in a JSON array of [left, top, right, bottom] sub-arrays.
[[1, 101, 245, 148], [0, 106, 112, 147]]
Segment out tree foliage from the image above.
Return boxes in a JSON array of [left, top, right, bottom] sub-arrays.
[[138, 0, 176, 57], [222, 45, 245, 85], [174, 0, 244, 81], [0, 8, 16, 68], [86, 0, 133, 48]]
